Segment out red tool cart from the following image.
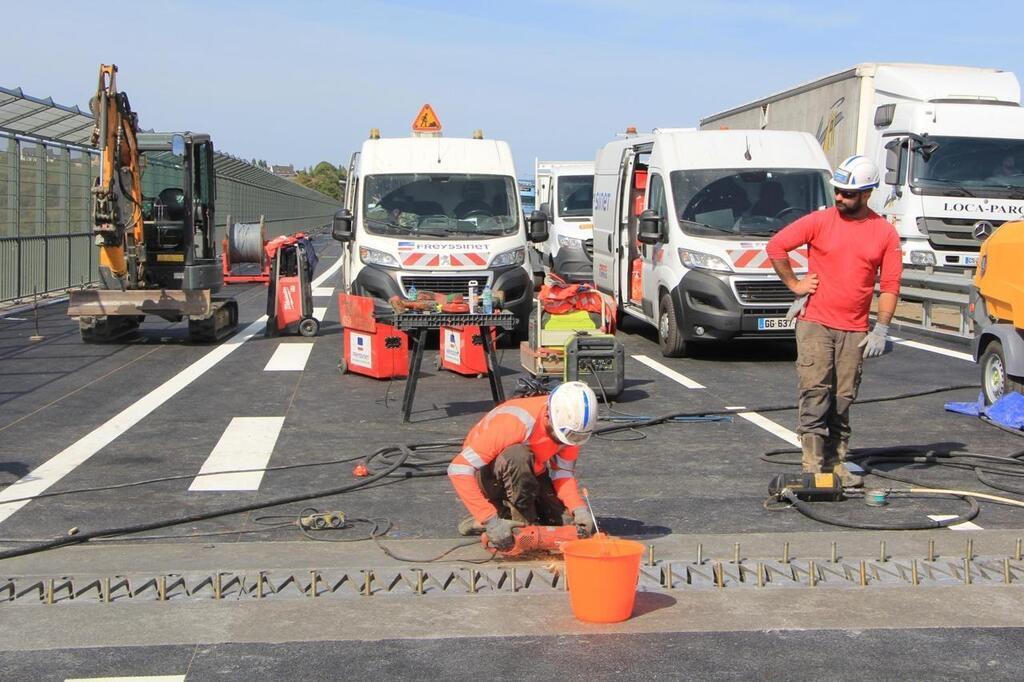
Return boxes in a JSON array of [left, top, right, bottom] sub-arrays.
[[438, 325, 497, 376], [338, 293, 408, 379], [265, 233, 318, 337]]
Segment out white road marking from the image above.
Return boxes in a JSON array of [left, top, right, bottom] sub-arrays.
[[0, 256, 344, 525], [189, 417, 285, 491], [928, 514, 984, 531], [737, 411, 801, 447], [313, 306, 327, 321], [631, 355, 705, 389], [67, 677, 186, 682], [311, 259, 342, 288], [891, 337, 973, 362], [725, 406, 747, 410], [264, 343, 314, 371], [312, 287, 334, 297]]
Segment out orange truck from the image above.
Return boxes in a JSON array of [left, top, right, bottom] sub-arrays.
[[972, 220, 1024, 403]]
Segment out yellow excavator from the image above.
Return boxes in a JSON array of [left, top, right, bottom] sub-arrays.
[[68, 64, 237, 342], [972, 219, 1024, 404]]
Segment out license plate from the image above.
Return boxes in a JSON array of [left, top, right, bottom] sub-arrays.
[[963, 256, 979, 267], [758, 317, 796, 331]]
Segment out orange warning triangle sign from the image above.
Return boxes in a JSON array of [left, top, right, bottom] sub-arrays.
[[412, 104, 442, 133]]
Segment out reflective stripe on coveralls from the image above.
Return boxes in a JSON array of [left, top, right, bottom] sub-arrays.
[[448, 396, 586, 523]]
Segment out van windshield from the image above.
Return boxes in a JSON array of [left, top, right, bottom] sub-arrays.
[[670, 169, 832, 237], [556, 175, 593, 218], [363, 174, 519, 237], [911, 136, 1024, 198]]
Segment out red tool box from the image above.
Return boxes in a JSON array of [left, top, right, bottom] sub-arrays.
[[338, 293, 408, 379], [439, 325, 497, 376]]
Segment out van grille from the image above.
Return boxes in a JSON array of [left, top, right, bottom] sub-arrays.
[[734, 280, 795, 304], [400, 275, 490, 296]]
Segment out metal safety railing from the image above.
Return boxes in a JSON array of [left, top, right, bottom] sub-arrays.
[[0, 232, 95, 306], [885, 268, 975, 341]]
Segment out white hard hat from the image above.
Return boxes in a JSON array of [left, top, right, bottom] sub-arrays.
[[830, 155, 880, 191], [547, 381, 598, 446]]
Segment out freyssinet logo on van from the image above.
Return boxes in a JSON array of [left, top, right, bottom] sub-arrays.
[[399, 242, 489, 268]]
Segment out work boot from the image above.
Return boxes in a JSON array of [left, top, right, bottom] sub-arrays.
[[800, 434, 826, 474], [457, 515, 485, 536], [832, 439, 863, 488]]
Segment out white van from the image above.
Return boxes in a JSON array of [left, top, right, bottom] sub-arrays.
[[331, 115, 533, 337], [533, 160, 595, 282], [591, 128, 832, 356]]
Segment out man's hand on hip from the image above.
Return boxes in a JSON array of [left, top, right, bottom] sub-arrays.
[[789, 273, 819, 296], [858, 322, 892, 358]]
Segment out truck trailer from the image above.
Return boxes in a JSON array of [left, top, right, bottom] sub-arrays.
[[700, 63, 1024, 271]]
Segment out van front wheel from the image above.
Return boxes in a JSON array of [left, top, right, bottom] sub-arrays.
[[658, 293, 688, 358]]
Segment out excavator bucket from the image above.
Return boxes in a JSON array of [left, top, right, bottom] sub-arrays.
[[68, 289, 212, 319]]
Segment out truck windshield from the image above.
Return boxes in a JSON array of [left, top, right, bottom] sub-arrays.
[[911, 136, 1024, 197], [556, 175, 593, 218], [363, 174, 519, 237], [670, 169, 832, 237]]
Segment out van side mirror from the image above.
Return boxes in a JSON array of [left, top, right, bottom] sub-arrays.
[[883, 138, 902, 189], [332, 208, 354, 242], [528, 210, 550, 243], [637, 209, 663, 245]]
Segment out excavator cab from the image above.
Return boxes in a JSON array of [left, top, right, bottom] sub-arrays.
[[136, 132, 222, 292]]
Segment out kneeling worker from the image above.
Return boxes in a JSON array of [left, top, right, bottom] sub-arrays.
[[447, 382, 598, 551]]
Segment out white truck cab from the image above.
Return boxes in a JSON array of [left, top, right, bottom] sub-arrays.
[[331, 110, 533, 336], [592, 128, 833, 356], [533, 160, 595, 282], [701, 63, 1024, 271]]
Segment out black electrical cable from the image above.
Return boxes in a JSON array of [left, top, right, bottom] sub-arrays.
[[0, 443, 422, 562], [372, 535, 493, 564]]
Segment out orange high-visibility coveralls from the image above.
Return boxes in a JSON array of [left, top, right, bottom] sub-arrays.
[[447, 396, 586, 523]]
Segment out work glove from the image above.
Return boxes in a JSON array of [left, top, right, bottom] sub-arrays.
[[786, 294, 809, 321], [858, 322, 891, 358], [572, 507, 595, 538], [484, 516, 516, 552]]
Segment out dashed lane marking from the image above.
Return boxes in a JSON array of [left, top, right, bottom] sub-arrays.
[[0, 257, 343, 526], [891, 337, 973, 362], [264, 343, 314, 371], [631, 355, 705, 389], [313, 306, 327, 321], [312, 287, 334, 297], [736, 411, 801, 447], [928, 514, 984, 531], [189, 417, 285, 491]]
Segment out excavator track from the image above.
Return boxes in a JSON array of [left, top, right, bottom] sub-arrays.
[[78, 314, 144, 343], [187, 298, 239, 343]]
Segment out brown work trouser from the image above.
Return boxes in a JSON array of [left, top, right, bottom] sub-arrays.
[[476, 445, 567, 525], [795, 320, 867, 442]]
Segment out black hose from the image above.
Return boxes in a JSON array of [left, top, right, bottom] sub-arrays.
[[781, 489, 980, 530]]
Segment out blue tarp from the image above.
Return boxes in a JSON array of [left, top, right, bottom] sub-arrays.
[[945, 391, 1024, 430]]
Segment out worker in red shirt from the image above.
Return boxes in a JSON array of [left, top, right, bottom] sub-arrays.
[[766, 155, 902, 487], [447, 381, 598, 551]]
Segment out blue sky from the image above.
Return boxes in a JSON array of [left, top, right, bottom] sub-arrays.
[[4, 1, 1021, 177]]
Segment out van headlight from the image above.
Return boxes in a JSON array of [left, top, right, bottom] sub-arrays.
[[678, 249, 732, 273], [359, 246, 399, 268], [557, 235, 583, 250], [491, 247, 525, 267]]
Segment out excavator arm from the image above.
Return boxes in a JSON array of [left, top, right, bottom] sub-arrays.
[[89, 64, 144, 284]]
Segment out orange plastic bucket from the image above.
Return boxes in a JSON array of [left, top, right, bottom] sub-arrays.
[[562, 533, 644, 623]]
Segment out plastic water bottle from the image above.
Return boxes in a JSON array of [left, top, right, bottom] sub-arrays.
[[468, 280, 478, 313], [407, 284, 417, 300], [482, 285, 493, 314]]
